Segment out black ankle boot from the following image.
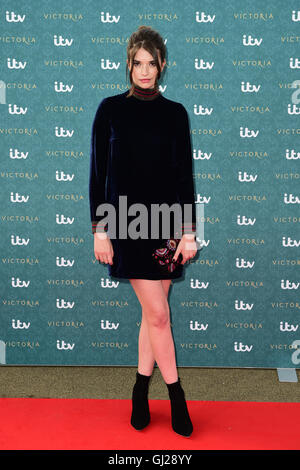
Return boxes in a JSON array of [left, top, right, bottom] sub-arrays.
[[130, 371, 151, 430], [166, 378, 193, 437]]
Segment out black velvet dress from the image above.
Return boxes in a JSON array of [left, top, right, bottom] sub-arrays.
[[89, 83, 196, 280]]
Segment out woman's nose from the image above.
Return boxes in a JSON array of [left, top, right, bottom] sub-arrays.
[[141, 64, 149, 74]]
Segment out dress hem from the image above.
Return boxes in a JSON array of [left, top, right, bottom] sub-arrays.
[[108, 270, 184, 280]]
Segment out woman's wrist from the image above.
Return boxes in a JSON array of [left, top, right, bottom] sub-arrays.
[[94, 232, 108, 240], [182, 233, 196, 240]]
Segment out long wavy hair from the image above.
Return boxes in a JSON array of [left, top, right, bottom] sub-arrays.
[[126, 25, 167, 98]]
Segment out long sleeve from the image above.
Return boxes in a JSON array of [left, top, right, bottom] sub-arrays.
[[174, 104, 197, 236], [89, 98, 111, 234]]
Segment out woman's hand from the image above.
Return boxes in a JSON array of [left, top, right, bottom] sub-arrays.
[[173, 234, 197, 265], [94, 232, 114, 265]]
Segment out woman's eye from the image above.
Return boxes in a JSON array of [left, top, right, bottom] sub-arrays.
[[133, 62, 156, 66]]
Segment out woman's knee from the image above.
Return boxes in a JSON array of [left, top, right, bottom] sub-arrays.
[[130, 279, 170, 328], [145, 305, 170, 328]]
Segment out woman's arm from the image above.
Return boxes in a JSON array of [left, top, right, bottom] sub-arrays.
[[89, 98, 114, 264], [174, 103, 197, 238], [172, 104, 197, 264], [89, 98, 111, 234]]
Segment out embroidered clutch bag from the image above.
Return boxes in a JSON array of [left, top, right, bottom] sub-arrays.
[[152, 238, 183, 273]]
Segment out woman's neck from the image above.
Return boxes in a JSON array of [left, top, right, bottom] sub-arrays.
[[131, 82, 161, 101]]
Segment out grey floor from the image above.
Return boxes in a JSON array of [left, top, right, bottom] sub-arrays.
[[0, 366, 299, 402]]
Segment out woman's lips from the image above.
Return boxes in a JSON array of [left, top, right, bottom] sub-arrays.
[[140, 79, 150, 82]]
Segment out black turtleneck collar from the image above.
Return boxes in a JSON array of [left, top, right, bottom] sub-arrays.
[[131, 82, 161, 101]]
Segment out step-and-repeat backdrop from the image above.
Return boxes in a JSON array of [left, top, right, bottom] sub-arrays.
[[1, 0, 300, 367]]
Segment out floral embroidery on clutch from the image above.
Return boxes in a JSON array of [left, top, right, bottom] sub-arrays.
[[152, 238, 183, 273]]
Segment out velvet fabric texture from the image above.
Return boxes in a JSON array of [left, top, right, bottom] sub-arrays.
[[89, 87, 196, 280]]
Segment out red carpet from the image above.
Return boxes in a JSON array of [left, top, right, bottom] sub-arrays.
[[0, 398, 299, 450]]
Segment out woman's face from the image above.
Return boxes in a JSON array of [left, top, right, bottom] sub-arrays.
[[127, 47, 165, 89]]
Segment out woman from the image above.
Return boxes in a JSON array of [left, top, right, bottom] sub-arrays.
[[89, 26, 197, 437]]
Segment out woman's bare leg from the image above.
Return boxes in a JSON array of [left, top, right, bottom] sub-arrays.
[[129, 278, 178, 384], [137, 279, 172, 376], [137, 309, 156, 376]]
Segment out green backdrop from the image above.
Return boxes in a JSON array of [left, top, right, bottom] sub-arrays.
[[1, 0, 300, 367]]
